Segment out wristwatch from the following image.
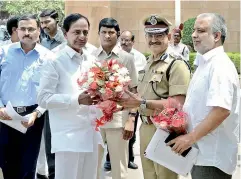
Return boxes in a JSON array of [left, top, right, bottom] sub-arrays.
[[34, 109, 42, 118], [140, 98, 147, 110]]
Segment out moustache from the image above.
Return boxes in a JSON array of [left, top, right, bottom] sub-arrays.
[[149, 42, 162, 46], [23, 36, 31, 39], [121, 43, 127, 47]]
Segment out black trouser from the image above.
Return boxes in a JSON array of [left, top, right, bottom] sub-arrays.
[[106, 112, 139, 163], [191, 166, 232, 179], [0, 107, 44, 179], [43, 111, 55, 179]]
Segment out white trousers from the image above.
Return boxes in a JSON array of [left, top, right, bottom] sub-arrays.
[[55, 150, 98, 179], [36, 131, 48, 175]]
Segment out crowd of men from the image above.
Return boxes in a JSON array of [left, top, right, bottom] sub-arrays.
[[0, 8, 239, 179]]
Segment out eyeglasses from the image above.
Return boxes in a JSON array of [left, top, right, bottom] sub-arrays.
[[146, 33, 167, 40], [18, 27, 37, 33]]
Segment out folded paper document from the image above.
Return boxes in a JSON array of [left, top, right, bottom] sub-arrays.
[[0, 101, 30, 133], [145, 129, 199, 176]]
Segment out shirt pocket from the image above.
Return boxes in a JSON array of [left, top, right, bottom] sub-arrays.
[[138, 70, 145, 82], [149, 71, 165, 97], [149, 70, 164, 83]]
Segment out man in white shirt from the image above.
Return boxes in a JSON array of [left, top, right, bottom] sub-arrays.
[[169, 27, 190, 62], [37, 13, 102, 179], [167, 13, 240, 179], [120, 30, 147, 75]]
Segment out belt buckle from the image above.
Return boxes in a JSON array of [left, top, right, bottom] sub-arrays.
[[16, 106, 26, 113]]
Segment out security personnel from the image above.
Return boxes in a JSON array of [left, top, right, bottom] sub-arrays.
[[139, 14, 191, 179], [117, 14, 191, 179], [170, 27, 190, 62]]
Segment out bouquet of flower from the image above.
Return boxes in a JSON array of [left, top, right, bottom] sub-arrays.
[[152, 97, 188, 135], [77, 59, 131, 130]]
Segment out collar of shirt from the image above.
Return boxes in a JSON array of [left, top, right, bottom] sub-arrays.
[[46, 27, 65, 43], [13, 42, 46, 55], [201, 46, 224, 62], [63, 45, 87, 64], [130, 48, 135, 56], [151, 49, 169, 63], [96, 45, 121, 58]]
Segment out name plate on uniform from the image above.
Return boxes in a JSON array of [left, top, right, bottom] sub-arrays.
[[144, 129, 199, 176]]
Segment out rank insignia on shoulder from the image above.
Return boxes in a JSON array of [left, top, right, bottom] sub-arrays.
[[160, 53, 168, 61], [169, 52, 182, 60]]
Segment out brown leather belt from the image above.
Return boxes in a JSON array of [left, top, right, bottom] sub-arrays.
[[140, 115, 153, 125]]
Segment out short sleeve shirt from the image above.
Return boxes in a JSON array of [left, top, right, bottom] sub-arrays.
[[137, 50, 191, 116]]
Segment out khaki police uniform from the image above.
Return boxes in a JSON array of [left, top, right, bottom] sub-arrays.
[[138, 15, 191, 179], [92, 45, 138, 179]]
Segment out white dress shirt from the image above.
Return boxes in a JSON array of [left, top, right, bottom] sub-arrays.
[[0, 39, 12, 46], [170, 42, 189, 61], [37, 45, 103, 153], [130, 48, 147, 75], [183, 46, 240, 175]]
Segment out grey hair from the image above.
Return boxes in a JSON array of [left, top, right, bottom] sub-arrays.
[[197, 13, 227, 44]]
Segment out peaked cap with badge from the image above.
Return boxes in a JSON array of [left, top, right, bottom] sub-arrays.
[[143, 14, 172, 34]]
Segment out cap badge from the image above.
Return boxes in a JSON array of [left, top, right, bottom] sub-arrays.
[[150, 16, 158, 25]]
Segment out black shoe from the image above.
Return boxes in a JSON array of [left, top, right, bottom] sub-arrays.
[[128, 161, 138, 169], [104, 161, 111, 171], [36, 173, 48, 179]]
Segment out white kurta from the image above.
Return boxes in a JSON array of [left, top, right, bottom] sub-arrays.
[[37, 45, 103, 153], [183, 46, 240, 175]]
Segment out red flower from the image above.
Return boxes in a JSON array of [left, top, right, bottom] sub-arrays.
[[90, 82, 98, 90]]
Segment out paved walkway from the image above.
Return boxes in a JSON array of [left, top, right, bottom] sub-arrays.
[[0, 121, 240, 179]]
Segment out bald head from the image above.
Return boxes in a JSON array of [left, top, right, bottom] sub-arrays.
[[120, 30, 135, 53]]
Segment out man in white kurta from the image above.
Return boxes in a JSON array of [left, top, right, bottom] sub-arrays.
[[168, 13, 240, 179], [37, 13, 103, 179]]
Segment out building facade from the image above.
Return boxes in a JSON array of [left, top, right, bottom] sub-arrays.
[[65, 0, 240, 53]]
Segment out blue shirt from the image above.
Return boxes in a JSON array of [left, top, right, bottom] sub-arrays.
[[0, 42, 54, 107]]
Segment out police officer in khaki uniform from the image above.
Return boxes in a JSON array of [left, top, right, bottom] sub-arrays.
[[117, 14, 191, 179]]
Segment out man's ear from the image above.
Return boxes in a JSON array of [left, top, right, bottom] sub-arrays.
[[214, 32, 222, 42], [12, 27, 17, 33]]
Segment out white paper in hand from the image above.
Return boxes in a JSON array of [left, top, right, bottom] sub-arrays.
[[0, 101, 29, 133], [144, 129, 199, 176]]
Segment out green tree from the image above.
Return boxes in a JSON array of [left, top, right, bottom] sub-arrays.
[[1, 0, 65, 24], [182, 17, 196, 52]]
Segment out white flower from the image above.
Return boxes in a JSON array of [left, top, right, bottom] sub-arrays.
[[99, 88, 106, 94], [117, 76, 125, 83], [88, 72, 95, 77], [123, 76, 131, 83], [112, 64, 120, 70], [115, 85, 123, 92], [117, 67, 129, 76], [109, 76, 115, 81]]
